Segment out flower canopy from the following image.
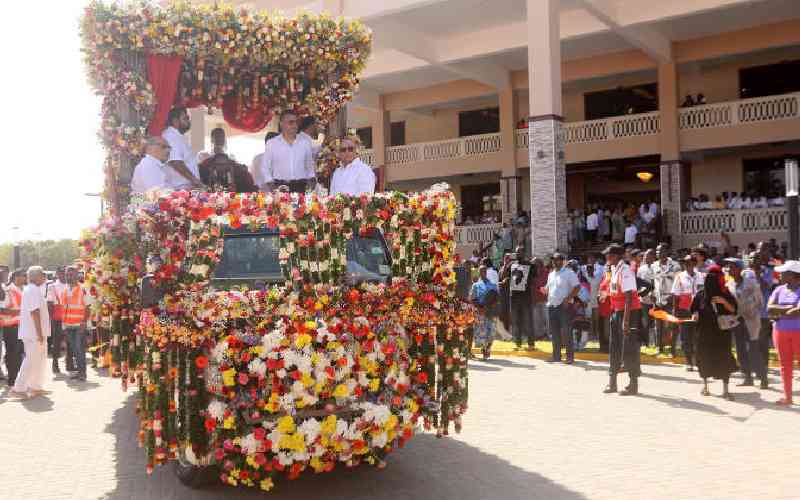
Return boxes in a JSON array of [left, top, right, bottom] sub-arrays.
[[80, 0, 372, 211]]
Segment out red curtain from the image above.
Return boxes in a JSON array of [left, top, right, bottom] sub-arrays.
[[222, 95, 273, 133], [146, 54, 183, 136]]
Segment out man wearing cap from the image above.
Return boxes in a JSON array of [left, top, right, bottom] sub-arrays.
[[602, 244, 642, 395], [543, 253, 581, 363], [672, 255, 704, 370], [651, 245, 680, 354], [725, 258, 767, 388], [767, 260, 800, 405], [749, 251, 776, 372]]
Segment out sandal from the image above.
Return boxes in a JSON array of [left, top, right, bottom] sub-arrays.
[[700, 388, 711, 396], [776, 398, 793, 406]]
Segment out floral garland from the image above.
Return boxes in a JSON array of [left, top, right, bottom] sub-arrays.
[[81, 188, 474, 491]]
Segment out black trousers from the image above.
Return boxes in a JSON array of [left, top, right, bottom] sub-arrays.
[[609, 309, 642, 379], [510, 297, 534, 347], [273, 179, 309, 194], [2, 325, 23, 386], [51, 320, 74, 370], [676, 309, 695, 366]]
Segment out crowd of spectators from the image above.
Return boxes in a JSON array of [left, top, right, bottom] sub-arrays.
[[686, 191, 786, 211]]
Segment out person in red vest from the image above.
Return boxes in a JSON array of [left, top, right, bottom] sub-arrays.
[[601, 244, 643, 396], [60, 266, 89, 382], [45, 266, 70, 374], [1, 269, 26, 387]]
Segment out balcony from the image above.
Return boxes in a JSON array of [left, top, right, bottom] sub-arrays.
[[678, 92, 800, 151], [453, 223, 501, 257], [680, 206, 793, 248]]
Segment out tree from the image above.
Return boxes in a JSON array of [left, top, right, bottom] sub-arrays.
[[0, 239, 80, 271]]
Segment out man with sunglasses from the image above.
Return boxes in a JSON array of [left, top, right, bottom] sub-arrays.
[[330, 136, 375, 196], [259, 110, 316, 193], [131, 136, 173, 193]]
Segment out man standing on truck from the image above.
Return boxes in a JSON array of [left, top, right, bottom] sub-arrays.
[[259, 110, 316, 193], [330, 135, 375, 196], [131, 136, 172, 194], [162, 107, 204, 190]]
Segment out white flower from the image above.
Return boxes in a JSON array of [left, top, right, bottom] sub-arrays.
[[240, 433, 260, 455], [248, 358, 267, 378], [298, 418, 321, 443], [207, 400, 227, 421]]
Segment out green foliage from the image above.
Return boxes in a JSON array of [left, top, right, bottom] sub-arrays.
[[0, 239, 80, 271]]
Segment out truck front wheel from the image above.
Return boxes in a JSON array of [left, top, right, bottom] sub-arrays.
[[174, 447, 219, 488]]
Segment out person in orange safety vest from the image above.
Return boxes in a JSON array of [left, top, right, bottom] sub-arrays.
[[1, 269, 26, 386], [59, 266, 88, 381]]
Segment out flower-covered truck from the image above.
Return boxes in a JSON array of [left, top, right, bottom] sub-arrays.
[[81, 188, 474, 491]]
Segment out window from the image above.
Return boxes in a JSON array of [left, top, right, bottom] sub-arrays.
[[460, 183, 501, 222], [458, 107, 500, 137], [355, 127, 373, 149], [214, 232, 282, 280], [740, 60, 800, 99], [584, 83, 658, 120], [345, 231, 392, 283], [390, 121, 405, 146], [742, 157, 787, 198]]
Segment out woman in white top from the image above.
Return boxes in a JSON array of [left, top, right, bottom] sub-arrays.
[[330, 136, 376, 196]]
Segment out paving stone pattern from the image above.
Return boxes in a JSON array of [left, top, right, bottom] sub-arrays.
[[1, 358, 797, 500]]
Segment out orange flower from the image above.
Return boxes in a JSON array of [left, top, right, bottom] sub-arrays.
[[195, 355, 209, 370]]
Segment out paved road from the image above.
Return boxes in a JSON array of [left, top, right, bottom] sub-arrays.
[[1, 358, 798, 500]]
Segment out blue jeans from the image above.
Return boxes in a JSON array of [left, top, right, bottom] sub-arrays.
[[548, 304, 573, 362], [65, 326, 86, 377], [532, 303, 548, 340]]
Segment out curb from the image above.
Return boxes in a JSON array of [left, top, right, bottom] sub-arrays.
[[472, 348, 782, 368]]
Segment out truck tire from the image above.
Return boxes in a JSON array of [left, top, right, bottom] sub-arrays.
[[174, 447, 218, 488]]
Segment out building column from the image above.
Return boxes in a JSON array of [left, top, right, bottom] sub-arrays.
[[189, 107, 206, 154], [499, 75, 519, 223], [658, 61, 683, 246], [527, 0, 567, 257], [371, 96, 391, 190]]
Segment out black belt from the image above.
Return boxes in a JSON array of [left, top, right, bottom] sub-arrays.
[[273, 179, 309, 193]]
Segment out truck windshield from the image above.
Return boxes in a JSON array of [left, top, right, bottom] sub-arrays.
[[213, 230, 391, 282], [214, 233, 282, 280]]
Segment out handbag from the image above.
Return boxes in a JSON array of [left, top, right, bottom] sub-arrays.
[[713, 301, 739, 331]]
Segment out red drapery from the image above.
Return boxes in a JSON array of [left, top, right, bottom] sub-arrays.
[[146, 54, 183, 136], [222, 95, 273, 133]]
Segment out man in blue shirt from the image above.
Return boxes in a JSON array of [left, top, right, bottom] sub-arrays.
[[544, 253, 581, 363]]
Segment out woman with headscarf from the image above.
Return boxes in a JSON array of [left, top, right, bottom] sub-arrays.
[[690, 265, 739, 400]]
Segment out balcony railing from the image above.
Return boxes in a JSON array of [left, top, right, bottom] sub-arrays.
[[679, 92, 800, 130], [681, 207, 789, 235], [386, 132, 502, 166], [454, 223, 501, 246], [358, 148, 375, 165], [513, 111, 661, 147]]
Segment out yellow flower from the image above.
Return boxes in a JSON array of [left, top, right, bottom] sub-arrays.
[[321, 415, 337, 436], [369, 378, 380, 392], [223, 415, 236, 429], [301, 373, 314, 388], [333, 384, 349, 399], [295, 333, 312, 349], [277, 415, 295, 434], [310, 456, 325, 472], [260, 478, 274, 491], [222, 368, 236, 386]]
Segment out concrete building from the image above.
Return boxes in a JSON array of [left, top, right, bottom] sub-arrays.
[[194, 0, 800, 257]]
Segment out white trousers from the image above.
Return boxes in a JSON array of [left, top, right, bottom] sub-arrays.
[[13, 339, 47, 393]]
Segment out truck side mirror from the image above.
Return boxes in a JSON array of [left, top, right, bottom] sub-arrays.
[[141, 275, 163, 308]]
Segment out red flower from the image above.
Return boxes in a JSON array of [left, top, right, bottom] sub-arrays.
[[195, 355, 209, 370], [416, 372, 428, 384], [204, 418, 217, 432], [238, 372, 250, 385]]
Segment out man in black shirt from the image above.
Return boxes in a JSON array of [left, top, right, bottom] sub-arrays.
[[508, 246, 536, 350]]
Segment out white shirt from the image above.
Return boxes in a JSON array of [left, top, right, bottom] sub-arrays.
[[624, 225, 638, 244], [260, 134, 315, 186], [20, 283, 51, 340], [740, 197, 753, 209], [671, 270, 704, 296], [727, 196, 742, 209], [45, 279, 66, 305], [162, 126, 199, 189], [131, 154, 168, 193], [752, 197, 768, 209], [250, 152, 265, 188], [586, 213, 599, 231], [610, 262, 637, 295], [330, 158, 376, 196], [486, 268, 499, 285], [298, 131, 322, 159]]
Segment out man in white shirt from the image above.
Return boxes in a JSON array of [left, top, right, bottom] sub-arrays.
[[727, 192, 742, 209], [45, 267, 69, 373], [330, 136, 376, 196], [250, 132, 279, 189], [259, 110, 316, 193], [585, 210, 599, 242], [671, 255, 703, 370], [298, 116, 322, 160], [12, 266, 51, 398], [162, 107, 203, 190], [131, 136, 172, 194], [624, 221, 638, 247]]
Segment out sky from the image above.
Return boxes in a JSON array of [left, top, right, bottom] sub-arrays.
[[0, 1, 269, 245]]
